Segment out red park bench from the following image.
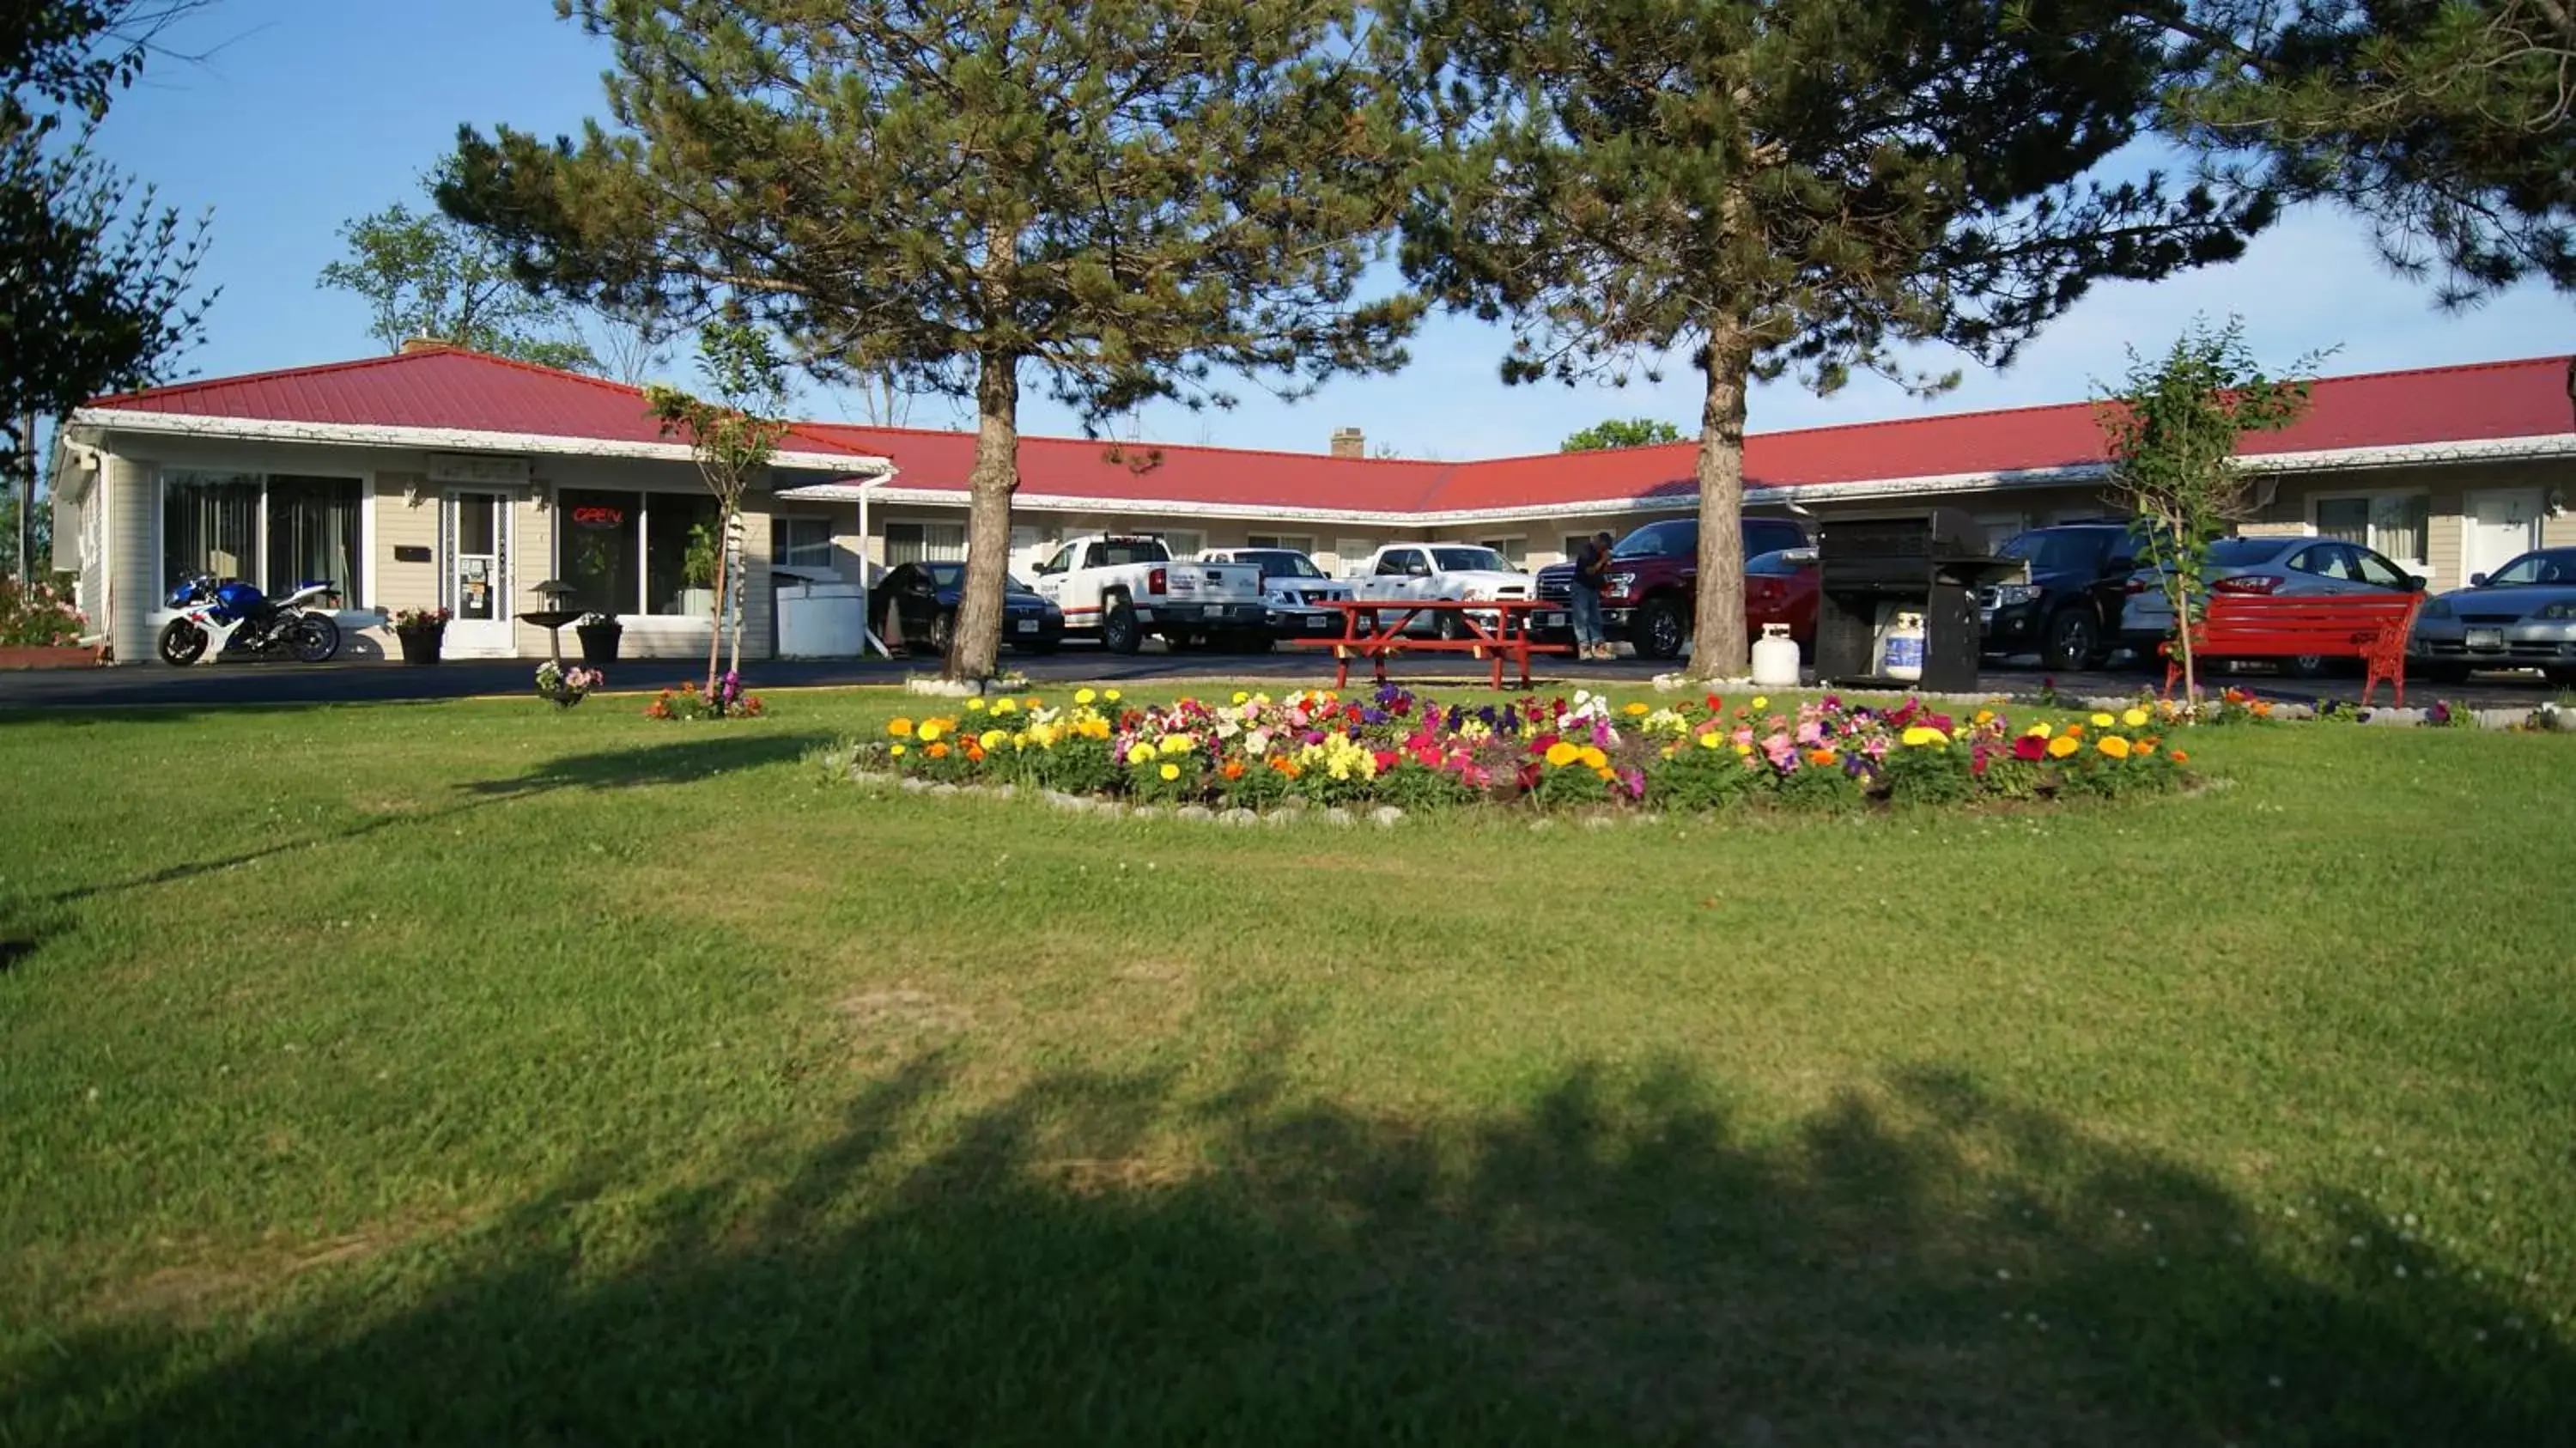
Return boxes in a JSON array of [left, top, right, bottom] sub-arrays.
[[2162, 592, 2424, 706], [1284, 599, 1573, 691]]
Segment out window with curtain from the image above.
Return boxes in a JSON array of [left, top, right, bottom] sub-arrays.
[[2317, 494, 2429, 564], [560, 489, 642, 615], [162, 471, 260, 592], [266, 476, 361, 599], [1248, 532, 1318, 555], [771, 516, 835, 570], [885, 521, 967, 564], [645, 493, 719, 616], [1158, 528, 1205, 558]]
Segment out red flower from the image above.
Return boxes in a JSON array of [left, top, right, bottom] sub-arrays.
[[1413, 744, 1443, 769], [2013, 735, 2046, 763], [1704, 693, 1723, 714], [1373, 749, 1401, 774], [1929, 713, 1955, 734], [1516, 761, 1542, 792]]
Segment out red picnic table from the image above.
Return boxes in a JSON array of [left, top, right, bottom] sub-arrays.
[[1283, 598, 1574, 691]]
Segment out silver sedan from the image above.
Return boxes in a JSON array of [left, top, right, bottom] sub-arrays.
[[2120, 535, 2422, 675], [2409, 546, 2576, 685]]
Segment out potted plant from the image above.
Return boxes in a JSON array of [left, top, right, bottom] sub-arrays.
[[678, 521, 720, 619], [575, 611, 623, 665], [387, 605, 451, 665]]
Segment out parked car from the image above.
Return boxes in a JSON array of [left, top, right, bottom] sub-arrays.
[[1196, 545, 1353, 644], [1533, 515, 1812, 659], [2120, 535, 2422, 676], [1346, 542, 1544, 638], [1029, 533, 1267, 653], [868, 562, 1065, 655], [1745, 545, 1821, 653], [2409, 545, 2576, 684], [1978, 522, 2150, 671]]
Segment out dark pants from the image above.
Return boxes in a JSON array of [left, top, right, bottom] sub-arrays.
[[1569, 586, 1605, 647]]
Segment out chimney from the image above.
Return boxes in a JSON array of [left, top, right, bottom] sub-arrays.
[[398, 338, 450, 355], [1330, 426, 1365, 459]]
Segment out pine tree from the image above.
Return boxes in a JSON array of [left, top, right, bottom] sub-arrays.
[[1559, 417, 1680, 453], [440, 0, 1421, 679], [2160, 0, 2575, 304], [1390, 0, 2269, 678]]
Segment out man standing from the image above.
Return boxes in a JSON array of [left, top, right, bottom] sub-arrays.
[[1569, 530, 1615, 660]]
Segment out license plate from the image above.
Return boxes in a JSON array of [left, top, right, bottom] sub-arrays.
[[1309, 617, 1329, 630], [1540, 611, 1567, 630], [2465, 627, 2505, 650], [1014, 619, 1038, 635]]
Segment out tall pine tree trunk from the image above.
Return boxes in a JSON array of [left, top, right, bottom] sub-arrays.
[[1686, 313, 1755, 680], [948, 348, 1020, 682]]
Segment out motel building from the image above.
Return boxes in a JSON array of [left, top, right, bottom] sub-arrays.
[[46, 342, 2576, 665]]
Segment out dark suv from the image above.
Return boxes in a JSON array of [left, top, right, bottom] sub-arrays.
[[1536, 515, 1812, 659], [1979, 522, 2148, 671]]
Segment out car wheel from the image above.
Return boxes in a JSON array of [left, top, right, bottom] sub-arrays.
[[2040, 609, 2103, 672], [1636, 596, 1687, 660], [1101, 593, 1142, 655], [927, 610, 956, 658], [1437, 608, 1471, 642]]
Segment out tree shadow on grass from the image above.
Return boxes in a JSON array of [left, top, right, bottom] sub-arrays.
[[14, 1054, 2566, 1446], [35, 733, 833, 909]]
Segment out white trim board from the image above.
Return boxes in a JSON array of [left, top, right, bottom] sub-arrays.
[[72, 408, 895, 478]]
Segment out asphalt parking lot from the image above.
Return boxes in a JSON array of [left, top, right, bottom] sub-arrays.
[[3, 642, 2563, 712]]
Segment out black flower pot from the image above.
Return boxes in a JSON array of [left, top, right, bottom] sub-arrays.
[[575, 621, 623, 666], [393, 626, 444, 666]]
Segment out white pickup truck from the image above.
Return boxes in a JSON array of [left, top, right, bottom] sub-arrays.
[[1196, 545, 1355, 645], [1028, 533, 1267, 654], [1346, 542, 1552, 638]]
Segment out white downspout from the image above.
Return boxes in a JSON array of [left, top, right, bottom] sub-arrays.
[[857, 469, 891, 658]]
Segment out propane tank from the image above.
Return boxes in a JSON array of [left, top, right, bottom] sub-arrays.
[[1882, 611, 1927, 683], [1750, 622, 1801, 689]]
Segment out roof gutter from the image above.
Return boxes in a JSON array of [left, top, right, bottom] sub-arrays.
[[66, 407, 896, 478], [848, 432, 2576, 526]]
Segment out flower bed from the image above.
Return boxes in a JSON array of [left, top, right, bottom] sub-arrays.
[[644, 672, 766, 721], [848, 685, 2190, 815]]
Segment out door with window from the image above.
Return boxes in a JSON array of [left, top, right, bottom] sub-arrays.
[[447, 491, 513, 655], [2464, 489, 2543, 584]]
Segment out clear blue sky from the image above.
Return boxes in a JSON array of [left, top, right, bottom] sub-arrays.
[[94, 0, 2575, 459]]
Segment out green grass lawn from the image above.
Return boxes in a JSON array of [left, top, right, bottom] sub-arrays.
[[3, 684, 2571, 1446]]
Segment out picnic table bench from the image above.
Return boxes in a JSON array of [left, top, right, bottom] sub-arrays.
[[1284, 599, 1573, 691], [2162, 592, 2424, 705]]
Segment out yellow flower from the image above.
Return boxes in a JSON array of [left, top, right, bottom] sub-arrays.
[[1595, 766, 1617, 782], [1752, 696, 1769, 711], [1076, 687, 1097, 705], [1578, 745, 1608, 770], [1900, 726, 1948, 748], [887, 717, 914, 738], [2098, 735, 2132, 760], [1232, 691, 1250, 705], [1024, 697, 1041, 710], [1104, 689, 1122, 703], [1974, 709, 1995, 725], [992, 697, 1017, 715], [1623, 702, 1649, 717], [1698, 731, 1725, 750], [2091, 712, 2115, 728], [1160, 733, 1193, 755], [979, 729, 1005, 751], [966, 697, 986, 713], [889, 743, 907, 757], [2121, 707, 2150, 728], [1158, 762, 1180, 782], [1734, 741, 1753, 756], [1127, 741, 1156, 765], [1545, 740, 1580, 768], [2046, 734, 2080, 759], [917, 721, 943, 743], [2025, 721, 2052, 739]]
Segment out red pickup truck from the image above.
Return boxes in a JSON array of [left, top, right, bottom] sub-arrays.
[[1536, 516, 1816, 659]]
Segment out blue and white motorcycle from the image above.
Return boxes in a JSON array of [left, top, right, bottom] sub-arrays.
[[157, 575, 344, 666]]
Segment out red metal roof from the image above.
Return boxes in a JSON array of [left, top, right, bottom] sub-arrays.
[[87, 346, 2575, 513], [84, 344, 882, 459]]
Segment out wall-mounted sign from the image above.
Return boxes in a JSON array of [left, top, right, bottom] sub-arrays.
[[426, 453, 532, 488], [572, 505, 626, 530], [393, 545, 433, 563]]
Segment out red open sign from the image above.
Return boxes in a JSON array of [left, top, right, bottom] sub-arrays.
[[572, 506, 624, 528]]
